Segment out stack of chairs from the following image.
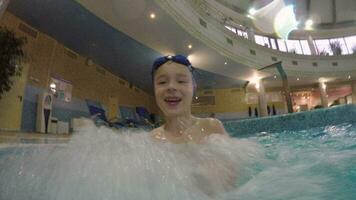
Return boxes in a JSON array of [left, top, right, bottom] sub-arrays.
[[86, 100, 124, 129], [86, 100, 157, 130], [135, 106, 155, 129]]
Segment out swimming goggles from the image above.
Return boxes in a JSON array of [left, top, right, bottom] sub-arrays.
[[152, 55, 194, 73]]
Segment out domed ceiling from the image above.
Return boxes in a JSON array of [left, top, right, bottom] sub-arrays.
[[215, 0, 356, 29]]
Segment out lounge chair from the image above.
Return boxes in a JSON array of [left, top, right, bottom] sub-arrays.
[[86, 101, 124, 128]]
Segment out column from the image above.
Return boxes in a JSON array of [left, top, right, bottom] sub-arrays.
[[246, 27, 255, 42], [319, 82, 328, 107], [282, 78, 293, 113], [256, 79, 268, 117], [307, 35, 318, 55], [351, 82, 356, 104]]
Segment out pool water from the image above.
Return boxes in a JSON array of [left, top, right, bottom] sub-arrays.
[[234, 122, 356, 200], [0, 121, 355, 200]]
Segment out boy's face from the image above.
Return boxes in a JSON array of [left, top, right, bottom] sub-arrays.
[[153, 62, 195, 118]]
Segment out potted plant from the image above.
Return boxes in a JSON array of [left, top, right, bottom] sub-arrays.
[[288, 48, 297, 54], [0, 27, 26, 99], [329, 40, 342, 55], [318, 50, 329, 56]]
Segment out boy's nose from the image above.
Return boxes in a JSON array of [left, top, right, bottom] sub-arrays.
[[167, 81, 177, 91]]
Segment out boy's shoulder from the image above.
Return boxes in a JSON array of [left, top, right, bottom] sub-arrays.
[[197, 117, 226, 135], [198, 117, 222, 125], [150, 126, 165, 141]]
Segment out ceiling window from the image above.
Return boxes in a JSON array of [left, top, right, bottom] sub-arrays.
[[314, 39, 332, 55], [300, 40, 311, 55], [285, 40, 303, 54], [344, 35, 356, 54], [270, 38, 277, 50], [277, 39, 287, 52], [237, 30, 248, 39], [329, 38, 349, 55], [243, 32, 248, 39], [224, 25, 236, 33], [224, 24, 356, 56], [263, 36, 271, 48], [255, 35, 265, 46], [255, 35, 270, 47]]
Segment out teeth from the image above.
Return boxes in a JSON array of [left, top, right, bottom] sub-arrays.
[[165, 97, 181, 102]]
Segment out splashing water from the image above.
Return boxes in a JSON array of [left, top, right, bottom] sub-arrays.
[[1, 120, 355, 200]]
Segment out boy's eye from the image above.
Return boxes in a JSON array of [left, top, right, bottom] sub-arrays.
[[177, 78, 189, 83], [158, 81, 166, 84]]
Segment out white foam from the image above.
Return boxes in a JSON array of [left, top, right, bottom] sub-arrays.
[[0, 120, 328, 200]]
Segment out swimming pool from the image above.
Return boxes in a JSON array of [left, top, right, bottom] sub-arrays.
[[0, 106, 355, 200], [236, 122, 356, 199]]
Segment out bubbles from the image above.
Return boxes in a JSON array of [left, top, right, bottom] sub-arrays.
[[0, 120, 262, 200], [1, 121, 355, 199]]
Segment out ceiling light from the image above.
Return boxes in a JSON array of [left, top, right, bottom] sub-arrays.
[[50, 83, 56, 89], [348, 75, 351, 79], [305, 19, 313, 30], [248, 8, 257, 15], [50, 83, 56, 93], [297, 77, 300, 81], [187, 55, 193, 61], [224, 62, 227, 65], [274, 75, 277, 79], [150, 13, 156, 19], [255, 82, 260, 90], [188, 44, 192, 49]]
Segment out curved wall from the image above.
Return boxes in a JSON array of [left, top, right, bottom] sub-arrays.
[[156, 0, 356, 79], [208, 0, 356, 39]]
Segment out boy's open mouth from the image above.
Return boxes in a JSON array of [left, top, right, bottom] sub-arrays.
[[164, 97, 182, 106]]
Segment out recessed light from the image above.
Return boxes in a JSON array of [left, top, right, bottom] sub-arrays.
[[150, 13, 156, 19], [348, 75, 351, 79], [274, 75, 277, 79], [305, 19, 313, 26], [224, 62, 227, 65], [248, 8, 257, 15], [297, 77, 300, 81], [255, 82, 260, 89], [188, 44, 192, 49], [304, 19, 314, 30]]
